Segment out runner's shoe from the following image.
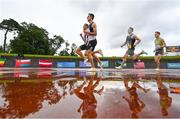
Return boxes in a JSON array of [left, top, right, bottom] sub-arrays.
[[115, 65, 123, 69], [141, 50, 148, 55]]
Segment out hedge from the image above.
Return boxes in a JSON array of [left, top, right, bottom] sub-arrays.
[[0, 53, 180, 60]]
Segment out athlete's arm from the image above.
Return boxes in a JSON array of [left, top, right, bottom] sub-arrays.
[[121, 40, 127, 47], [85, 22, 97, 36], [92, 78, 101, 88], [80, 33, 86, 42], [74, 88, 86, 100], [161, 38, 166, 48], [133, 35, 141, 47], [77, 103, 83, 112], [139, 98, 145, 109]]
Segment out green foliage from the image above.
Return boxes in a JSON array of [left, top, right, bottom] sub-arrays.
[[10, 22, 51, 55], [49, 35, 65, 55], [0, 19, 77, 56], [0, 18, 21, 52], [59, 41, 70, 56], [0, 18, 20, 31], [70, 43, 77, 56], [0, 46, 3, 53]]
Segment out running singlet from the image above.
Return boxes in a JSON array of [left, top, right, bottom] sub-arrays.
[[155, 38, 164, 50], [126, 34, 136, 49], [83, 29, 89, 43], [88, 22, 96, 41]]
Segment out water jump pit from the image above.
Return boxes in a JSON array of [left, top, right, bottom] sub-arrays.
[[0, 68, 180, 118]]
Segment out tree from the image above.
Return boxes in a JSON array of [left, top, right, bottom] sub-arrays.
[[59, 41, 70, 56], [49, 35, 65, 55], [10, 22, 51, 55], [1, 19, 77, 55], [0, 46, 3, 53], [70, 43, 77, 56], [0, 19, 21, 52]]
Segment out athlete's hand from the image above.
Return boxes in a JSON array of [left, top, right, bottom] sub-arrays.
[[120, 45, 123, 48], [84, 30, 89, 34], [77, 109, 81, 113], [80, 33, 83, 36]]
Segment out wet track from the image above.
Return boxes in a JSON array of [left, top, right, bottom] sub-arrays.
[[0, 68, 180, 118]]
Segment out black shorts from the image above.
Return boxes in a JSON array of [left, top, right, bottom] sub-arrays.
[[79, 39, 97, 51], [79, 44, 87, 51], [126, 47, 135, 56], [155, 48, 164, 56]]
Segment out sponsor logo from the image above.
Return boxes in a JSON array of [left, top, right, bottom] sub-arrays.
[[167, 63, 180, 69], [57, 62, 76, 68]]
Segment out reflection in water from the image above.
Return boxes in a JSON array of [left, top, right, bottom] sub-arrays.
[[74, 72, 104, 118], [0, 68, 180, 118], [122, 79, 150, 118], [0, 81, 61, 118], [0, 70, 104, 118], [155, 72, 172, 116]]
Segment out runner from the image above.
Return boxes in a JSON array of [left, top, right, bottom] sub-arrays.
[[84, 13, 103, 71], [154, 31, 166, 70], [116, 27, 148, 69], [76, 22, 104, 70], [80, 23, 103, 58], [75, 23, 89, 63]]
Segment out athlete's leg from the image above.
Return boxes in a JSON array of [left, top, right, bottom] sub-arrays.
[[122, 96, 131, 103], [132, 82, 150, 93], [92, 53, 102, 65], [94, 86, 104, 95], [85, 49, 95, 68], [116, 52, 128, 69], [120, 48, 134, 67], [121, 54, 128, 66], [156, 55, 161, 69], [154, 50, 161, 69], [132, 50, 148, 60], [92, 49, 103, 56], [154, 49, 163, 69], [86, 40, 98, 70], [75, 47, 86, 60], [124, 79, 130, 90]]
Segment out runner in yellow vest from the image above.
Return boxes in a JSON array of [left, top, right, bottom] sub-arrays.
[[154, 31, 166, 70]]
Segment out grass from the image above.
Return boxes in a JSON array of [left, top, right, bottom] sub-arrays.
[[0, 53, 180, 60]]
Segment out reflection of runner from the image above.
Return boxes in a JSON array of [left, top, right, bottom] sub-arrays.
[[116, 27, 148, 69], [155, 72, 172, 116], [122, 79, 150, 118], [154, 31, 166, 70], [74, 74, 103, 118]]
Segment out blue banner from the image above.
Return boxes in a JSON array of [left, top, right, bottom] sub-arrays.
[[79, 61, 91, 68], [79, 71, 86, 77], [57, 62, 76, 68], [167, 63, 180, 69], [20, 64, 31, 67], [98, 61, 109, 68]]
